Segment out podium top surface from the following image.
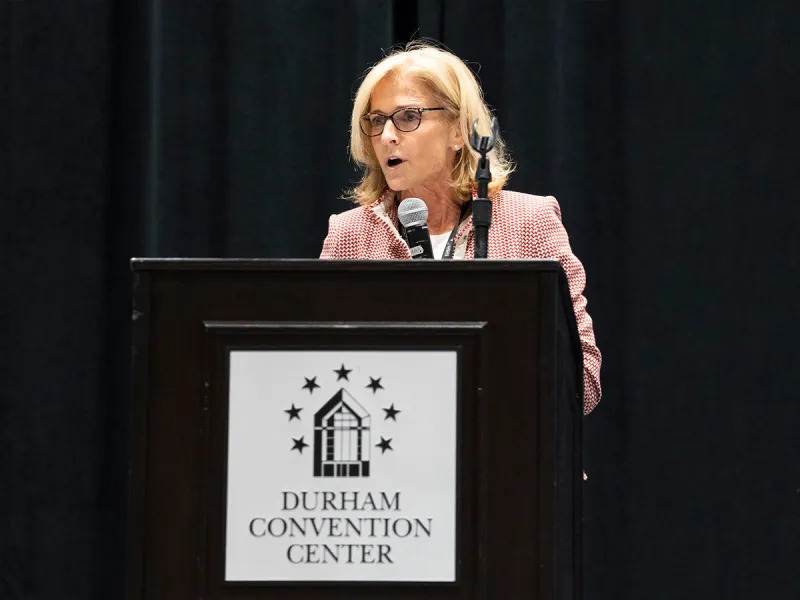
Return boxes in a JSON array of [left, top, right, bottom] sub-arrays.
[[130, 258, 563, 273]]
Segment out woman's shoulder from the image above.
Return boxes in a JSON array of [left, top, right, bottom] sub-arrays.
[[321, 196, 400, 259], [330, 203, 370, 222], [327, 203, 377, 233], [495, 189, 562, 221], [330, 193, 390, 225], [321, 204, 376, 259]]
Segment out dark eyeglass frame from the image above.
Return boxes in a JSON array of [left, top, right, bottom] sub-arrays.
[[359, 106, 446, 136]]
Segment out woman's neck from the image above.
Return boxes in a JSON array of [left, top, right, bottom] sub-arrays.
[[399, 187, 462, 235]]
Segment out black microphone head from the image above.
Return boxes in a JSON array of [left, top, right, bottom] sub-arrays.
[[398, 197, 428, 228]]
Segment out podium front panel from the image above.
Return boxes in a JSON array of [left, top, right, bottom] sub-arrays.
[[129, 260, 582, 600]]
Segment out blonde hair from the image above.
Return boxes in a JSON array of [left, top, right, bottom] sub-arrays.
[[345, 41, 514, 206]]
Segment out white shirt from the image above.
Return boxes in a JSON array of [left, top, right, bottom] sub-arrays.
[[430, 232, 451, 259]]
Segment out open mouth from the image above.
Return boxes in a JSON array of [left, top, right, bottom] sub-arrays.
[[387, 157, 404, 167]]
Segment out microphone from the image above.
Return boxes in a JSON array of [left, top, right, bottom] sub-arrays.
[[397, 197, 434, 259]]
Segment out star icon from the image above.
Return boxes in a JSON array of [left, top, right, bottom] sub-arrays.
[[366, 377, 384, 393], [291, 436, 309, 453], [285, 404, 302, 421], [376, 437, 393, 454], [334, 364, 352, 381], [302, 377, 320, 394], [383, 404, 401, 421]]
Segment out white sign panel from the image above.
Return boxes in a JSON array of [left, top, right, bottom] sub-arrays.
[[225, 350, 458, 582]]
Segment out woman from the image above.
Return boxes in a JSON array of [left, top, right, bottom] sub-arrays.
[[320, 42, 602, 414]]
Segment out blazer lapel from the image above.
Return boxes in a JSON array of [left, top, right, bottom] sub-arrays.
[[367, 191, 412, 259]]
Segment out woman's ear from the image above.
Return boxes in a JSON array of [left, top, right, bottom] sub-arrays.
[[450, 125, 464, 149]]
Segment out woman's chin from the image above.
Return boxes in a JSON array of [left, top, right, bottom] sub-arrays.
[[384, 177, 407, 192]]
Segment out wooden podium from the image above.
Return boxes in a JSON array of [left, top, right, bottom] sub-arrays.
[[128, 259, 583, 599]]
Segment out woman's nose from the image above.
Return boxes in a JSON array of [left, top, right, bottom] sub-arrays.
[[380, 120, 399, 144]]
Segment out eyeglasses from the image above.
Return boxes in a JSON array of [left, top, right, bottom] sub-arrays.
[[359, 107, 446, 136]]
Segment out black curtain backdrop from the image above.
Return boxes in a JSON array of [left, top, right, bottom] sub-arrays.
[[3, 1, 799, 599]]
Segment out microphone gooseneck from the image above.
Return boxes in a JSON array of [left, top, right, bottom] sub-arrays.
[[469, 117, 499, 259], [398, 197, 434, 259]]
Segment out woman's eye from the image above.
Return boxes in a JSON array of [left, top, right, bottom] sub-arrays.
[[370, 115, 386, 127], [401, 110, 421, 122]]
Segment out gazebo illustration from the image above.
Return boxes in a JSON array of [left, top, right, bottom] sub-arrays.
[[313, 388, 371, 477]]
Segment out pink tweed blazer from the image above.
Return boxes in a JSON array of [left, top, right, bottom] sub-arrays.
[[320, 189, 602, 414]]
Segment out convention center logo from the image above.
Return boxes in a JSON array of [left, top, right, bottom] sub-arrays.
[[284, 363, 401, 478]]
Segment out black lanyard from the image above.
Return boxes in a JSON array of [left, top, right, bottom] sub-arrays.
[[399, 200, 472, 259], [441, 201, 472, 259]]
